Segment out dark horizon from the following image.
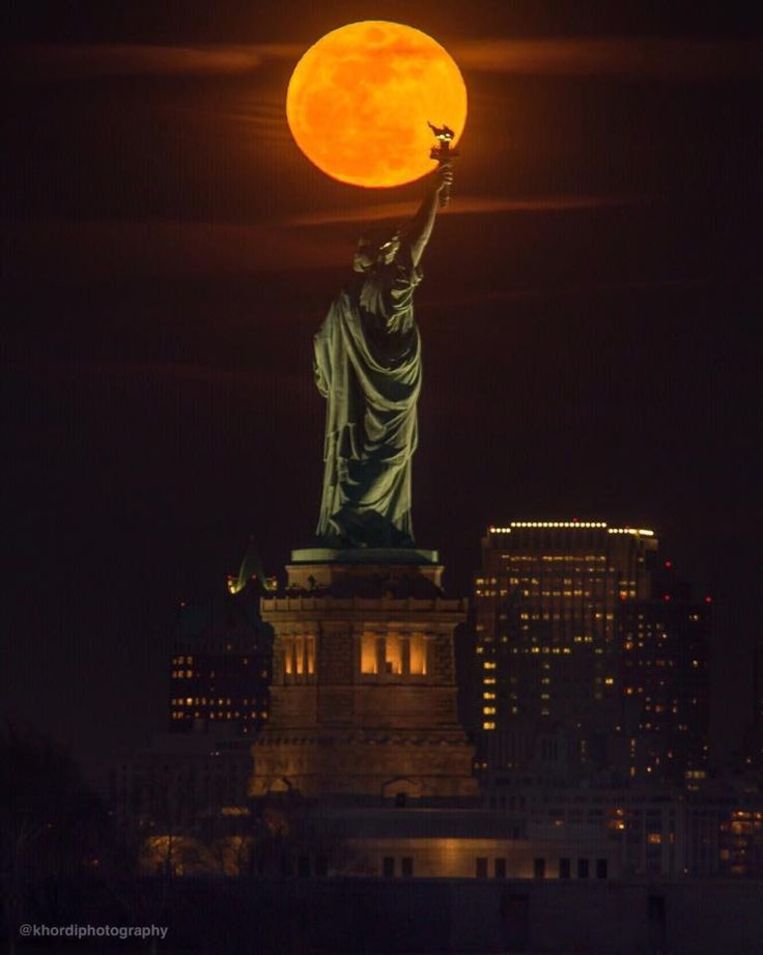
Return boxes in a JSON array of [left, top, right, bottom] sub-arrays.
[[2, 1, 761, 771]]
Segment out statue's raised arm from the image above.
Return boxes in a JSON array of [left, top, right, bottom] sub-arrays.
[[403, 162, 453, 267]]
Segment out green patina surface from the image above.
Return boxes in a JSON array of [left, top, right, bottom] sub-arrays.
[[313, 169, 450, 549]]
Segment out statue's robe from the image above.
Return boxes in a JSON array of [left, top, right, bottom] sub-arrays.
[[314, 245, 422, 548]]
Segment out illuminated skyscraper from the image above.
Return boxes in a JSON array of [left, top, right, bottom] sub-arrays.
[[169, 583, 273, 735], [108, 559, 274, 845], [474, 521, 658, 779], [619, 563, 711, 787]]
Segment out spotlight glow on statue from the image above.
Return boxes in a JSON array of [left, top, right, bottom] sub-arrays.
[[286, 20, 467, 188]]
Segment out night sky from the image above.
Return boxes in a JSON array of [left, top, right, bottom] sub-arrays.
[[3, 1, 761, 772]]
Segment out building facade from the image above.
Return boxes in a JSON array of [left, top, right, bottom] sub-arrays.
[[742, 645, 763, 779], [619, 564, 711, 787], [250, 551, 477, 802], [473, 522, 658, 780], [169, 585, 273, 735]]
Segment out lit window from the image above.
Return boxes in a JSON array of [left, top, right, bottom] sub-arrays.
[[483, 692, 496, 700], [483, 721, 496, 730], [385, 634, 403, 675], [483, 661, 496, 670], [483, 706, 496, 715], [361, 632, 378, 675], [409, 634, 427, 675]]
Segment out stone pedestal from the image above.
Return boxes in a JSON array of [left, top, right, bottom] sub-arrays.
[[250, 549, 477, 802]]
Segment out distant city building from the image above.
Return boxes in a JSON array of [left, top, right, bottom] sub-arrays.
[[619, 563, 711, 788], [742, 645, 763, 778], [169, 583, 273, 735], [479, 777, 763, 880], [473, 522, 658, 780], [755, 645, 763, 732], [108, 727, 252, 834], [106, 563, 274, 874]]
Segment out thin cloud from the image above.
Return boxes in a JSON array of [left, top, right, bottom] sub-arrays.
[[3, 195, 646, 281], [420, 274, 718, 312], [3, 219, 347, 280], [12, 38, 763, 82], [11, 43, 301, 80], [286, 194, 646, 227], [209, 100, 292, 143], [452, 37, 763, 79]]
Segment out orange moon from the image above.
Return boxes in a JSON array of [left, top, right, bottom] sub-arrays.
[[286, 21, 467, 188]]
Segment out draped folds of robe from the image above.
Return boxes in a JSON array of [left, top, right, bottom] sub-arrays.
[[314, 245, 423, 548]]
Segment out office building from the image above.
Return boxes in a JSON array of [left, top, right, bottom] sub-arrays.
[[169, 582, 272, 735], [473, 521, 658, 779], [619, 563, 711, 787]]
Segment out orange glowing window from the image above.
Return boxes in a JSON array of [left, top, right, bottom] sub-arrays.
[[306, 636, 316, 675], [409, 634, 427, 675], [361, 632, 378, 675], [283, 637, 294, 675], [295, 636, 305, 675], [385, 634, 402, 675]]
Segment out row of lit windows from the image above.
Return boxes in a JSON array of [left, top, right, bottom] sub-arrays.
[[282, 635, 316, 677], [497, 554, 608, 562], [174, 666, 264, 678], [491, 521, 610, 530], [513, 644, 607, 656], [500, 647, 575, 656], [498, 578, 627, 591], [171, 711, 267, 720], [495, 613, 611, 624], [171, 696, 266, 706], [630, 659, 676, 667], [360, 632, 428, 676], [490, 589, 625, 600]]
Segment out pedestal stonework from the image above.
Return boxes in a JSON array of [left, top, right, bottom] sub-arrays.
[[250, 551, 477, 801]]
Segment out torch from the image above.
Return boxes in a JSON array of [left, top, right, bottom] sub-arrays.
[[428, 121, 459, 208]]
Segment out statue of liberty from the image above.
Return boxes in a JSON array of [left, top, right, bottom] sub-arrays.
[[313, 161, 453, 549]]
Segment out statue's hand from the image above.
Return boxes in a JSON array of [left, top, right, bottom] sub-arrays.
[[436, 162, 454, 194]]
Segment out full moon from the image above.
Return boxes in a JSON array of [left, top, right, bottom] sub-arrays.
[[286, 21, 467, 188]]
